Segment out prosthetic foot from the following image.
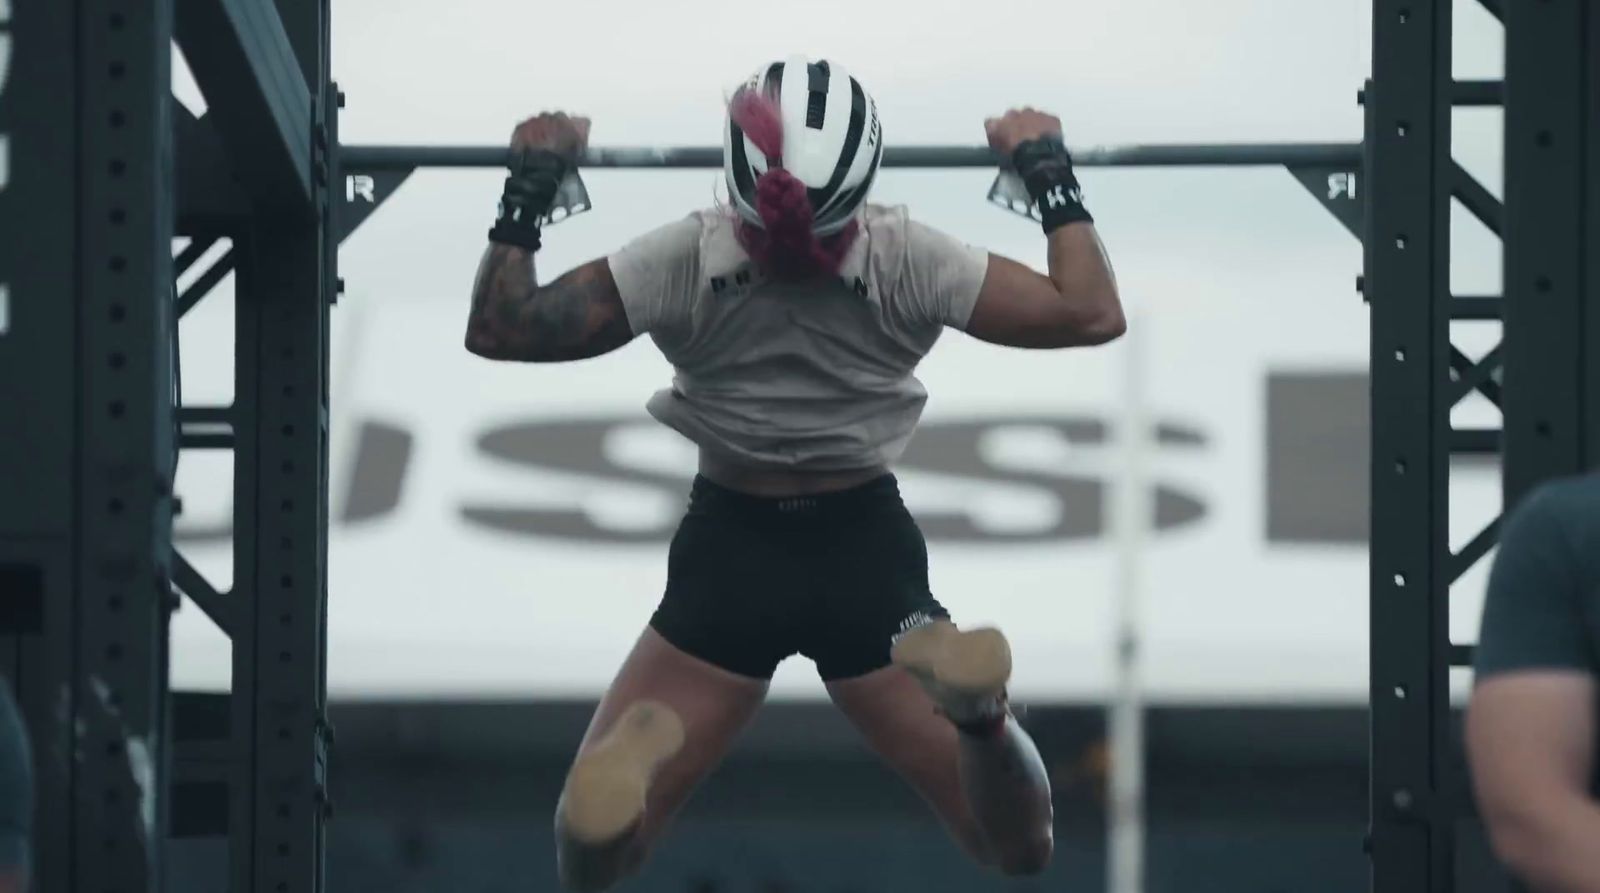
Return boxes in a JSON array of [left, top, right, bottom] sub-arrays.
[[891, 620, 1013, 732], [560, 700, 686, 845]]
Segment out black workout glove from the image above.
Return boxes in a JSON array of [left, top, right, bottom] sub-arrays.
[[488, 149, 572, 251], [1011, 136, 1093, 235]]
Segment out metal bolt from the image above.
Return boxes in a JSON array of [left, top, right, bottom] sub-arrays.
[[1392, 789, 1413, 811]]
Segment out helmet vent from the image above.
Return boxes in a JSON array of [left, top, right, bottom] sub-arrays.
[[805, 61, 831, 130], [806, 91, 827, 130]]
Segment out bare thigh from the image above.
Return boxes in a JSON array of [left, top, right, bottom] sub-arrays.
[[826, 665, 988, 860], [568, 626, 769, 845]]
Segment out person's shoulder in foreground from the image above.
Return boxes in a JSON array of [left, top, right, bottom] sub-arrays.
[[1474, 470, 1600, 677], [1516, 471, 1600, 539], [1467, 470, 1600, 893]]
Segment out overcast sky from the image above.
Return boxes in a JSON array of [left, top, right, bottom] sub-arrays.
[[326, 0, 1500, 146]]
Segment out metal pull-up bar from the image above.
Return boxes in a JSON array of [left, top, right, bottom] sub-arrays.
[[332, 140, 1367, 245], [340, 141, 1364, 171]]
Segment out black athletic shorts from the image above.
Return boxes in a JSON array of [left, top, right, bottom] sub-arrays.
[[650, 473, 950, 681]]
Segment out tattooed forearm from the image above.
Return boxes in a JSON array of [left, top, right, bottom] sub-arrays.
[[464, 247, 635, 362], [467, 244, 534, 343]]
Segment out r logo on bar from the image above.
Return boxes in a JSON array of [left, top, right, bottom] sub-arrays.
[[346, 174, 376, 204], [1327, 171, 1358, 200]]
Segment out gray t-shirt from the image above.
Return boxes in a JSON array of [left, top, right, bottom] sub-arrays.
[[1476, 473, 1600, 676], [1475, 472, 1600, 790], [609, 204, 990, 471]]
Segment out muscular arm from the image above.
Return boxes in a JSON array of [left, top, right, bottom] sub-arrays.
[[1468, 673, 1600, 893], [1468, 480, 1600, 893], [464, 245, 636, 362], [965, 223, 1125, 349]]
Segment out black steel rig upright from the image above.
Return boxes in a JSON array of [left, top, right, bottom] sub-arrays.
[[1365, 0, 1508, 891], [0, 2, 177, 891], [169, 0, 337, 890], [1502, 0, 1600, 497], [0, 0, 335, 891]]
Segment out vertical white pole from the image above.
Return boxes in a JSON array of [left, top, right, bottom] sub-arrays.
[[1108, 313, 1148, 893]]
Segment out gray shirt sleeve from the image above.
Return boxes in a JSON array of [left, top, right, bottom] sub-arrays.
[[897, 219, 990, 329], [1474, 481, 1598, 678], [0, 685, 31, 873], [608, 214, 704, 336]]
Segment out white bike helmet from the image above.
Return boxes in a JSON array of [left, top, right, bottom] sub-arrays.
[[724, 57, 884, 236]]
